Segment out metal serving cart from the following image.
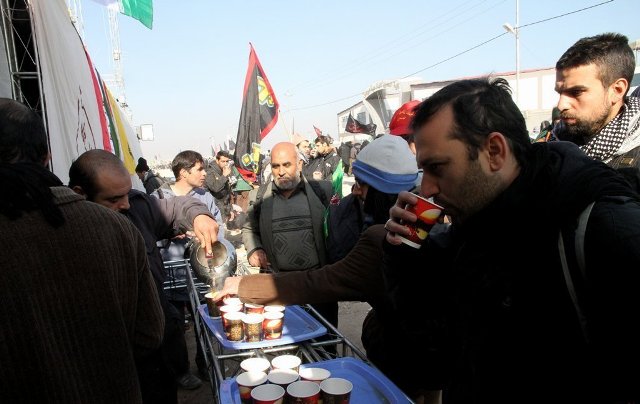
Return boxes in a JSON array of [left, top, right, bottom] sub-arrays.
[[167, 259, 412, 404]]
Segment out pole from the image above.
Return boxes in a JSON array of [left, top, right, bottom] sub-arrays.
[[515, 0, 520, 107]]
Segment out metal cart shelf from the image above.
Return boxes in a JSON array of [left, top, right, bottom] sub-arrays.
[[170, 259, 409, 403]]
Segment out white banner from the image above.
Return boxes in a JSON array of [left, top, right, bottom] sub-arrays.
[[29, 0, 143, 188]]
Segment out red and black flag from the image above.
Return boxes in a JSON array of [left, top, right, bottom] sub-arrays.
[[345, 113, 376, 135], [234, 43, 279, 173], [313, 125, 323, 137]]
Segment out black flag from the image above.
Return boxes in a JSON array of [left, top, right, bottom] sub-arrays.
[[345, 114, 376, 135], [234, 43, 279, 173]]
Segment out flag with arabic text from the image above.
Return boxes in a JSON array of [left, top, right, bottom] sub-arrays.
[[345, 114, 376, 135], [234, 43, 279, 174]]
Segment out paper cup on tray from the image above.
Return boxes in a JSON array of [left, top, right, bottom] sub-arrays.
[[262, 311, 284, 340], [251, 383, 285, 404], [286, 380, 320, 404], [320, 377, 353, 404], [240, 357, 271, 374], [236, 371, 267, 404], [271, 354, 301, 372]]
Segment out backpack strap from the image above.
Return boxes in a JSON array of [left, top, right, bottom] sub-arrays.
[[558, 201, 595, 343]]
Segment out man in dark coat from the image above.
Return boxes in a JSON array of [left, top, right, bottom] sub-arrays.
[[205, 150, 235, 222], [385, 78, 640, 403], [69, 150, 220, 403]]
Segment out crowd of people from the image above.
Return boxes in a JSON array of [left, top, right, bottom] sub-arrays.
[[2, 31, 640, 404]]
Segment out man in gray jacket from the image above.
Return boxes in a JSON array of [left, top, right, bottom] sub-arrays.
[[242, 141, 338, 325]]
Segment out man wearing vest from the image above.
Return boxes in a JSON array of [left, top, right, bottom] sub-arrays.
[[242, 141, 338, 326]]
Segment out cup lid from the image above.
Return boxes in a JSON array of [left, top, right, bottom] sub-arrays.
[[224, 311, 245, 321], [236, 371, 267, 387], [271, 354, 301, 369], [263, 311, 284, 320], [240, 357, 270, 373], [251, 383, 285, 400], [243, 313, 264, 324]]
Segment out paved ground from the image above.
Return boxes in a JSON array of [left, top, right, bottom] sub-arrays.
[[178, 175, 372, 403]]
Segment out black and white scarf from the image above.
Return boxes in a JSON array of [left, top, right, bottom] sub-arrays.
[[581, 97, 640, 162]]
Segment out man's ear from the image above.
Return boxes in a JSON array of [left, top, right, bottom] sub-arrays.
[[485, 132, 509, 172], [71, 185, 86, 196], [609, 78, 628, 105]]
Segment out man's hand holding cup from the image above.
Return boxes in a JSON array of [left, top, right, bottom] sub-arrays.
[[386, 191, 443, 248]]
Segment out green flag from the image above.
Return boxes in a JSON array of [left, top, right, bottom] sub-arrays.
[[120, 0, 153, 29]]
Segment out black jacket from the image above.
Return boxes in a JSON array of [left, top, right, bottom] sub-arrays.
[[303, 151, 341, 180], [383, 142, 640, 403], [205, 162, 232, 219]]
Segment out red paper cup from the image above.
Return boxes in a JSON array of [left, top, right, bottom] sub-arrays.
[[271, 354, 301, 372], [245, 302, 265, 314], [220, 304, 244, 331], [240, 357, 271, 374], [264, 305, 286, 314], [286, 380, 321, 404], [251, 383, 285, 404], [262, 311, 284, 340], [243, 313, 264, 342], [397, 195, 443, 248], [320, 378, 352, 404], [236, 371, 268, 404], [224, 311, 245, 341], [204, 291, 224, 317]]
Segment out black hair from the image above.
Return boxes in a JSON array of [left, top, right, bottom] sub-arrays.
[[362, 185, 398, 226], [412, 77, 531, 167], [69, 149, 126, 200], [216, 150, 232, 160], [0, 98, 48, 164], [0, 162, 64, 227], [0, 99, 63, 227], [171, 150, 204, 180], [556, 33, 635, 96], [135, 157, 150, 173], [314, 135, 332, 146]]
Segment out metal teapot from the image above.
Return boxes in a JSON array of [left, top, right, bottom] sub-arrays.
[[188, 239, 235, 291]]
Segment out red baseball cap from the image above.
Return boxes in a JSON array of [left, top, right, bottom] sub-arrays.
[[389, 100, 421, 136]]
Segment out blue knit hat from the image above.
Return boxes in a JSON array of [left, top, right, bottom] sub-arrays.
[[351, 135, 418, 194]]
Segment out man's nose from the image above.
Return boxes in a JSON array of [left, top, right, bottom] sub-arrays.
[[118, 196, 130, 212], [420, 176, 439, 199], [556, 95, 569, 113]]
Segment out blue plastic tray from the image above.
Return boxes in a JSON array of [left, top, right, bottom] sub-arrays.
[[219, 357, 411, 403], [198, 304, 327, 350]]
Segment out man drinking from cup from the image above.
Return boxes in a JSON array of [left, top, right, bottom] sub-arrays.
[[384, 77, 640, 403]]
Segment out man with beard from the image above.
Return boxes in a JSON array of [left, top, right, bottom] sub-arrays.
[[69, 149, 220, 404], [555, 33, 640, 177], [384, 78, 640, 403], [242, 142, 337, 325]]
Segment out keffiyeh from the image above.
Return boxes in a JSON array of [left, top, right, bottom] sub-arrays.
[[581, 97, 640, 161]]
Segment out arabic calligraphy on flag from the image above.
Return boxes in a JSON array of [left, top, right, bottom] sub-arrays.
[[234, 43, 279, 174]]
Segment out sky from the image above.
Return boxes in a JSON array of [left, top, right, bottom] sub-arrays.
[[79, 0, 640, 161]]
